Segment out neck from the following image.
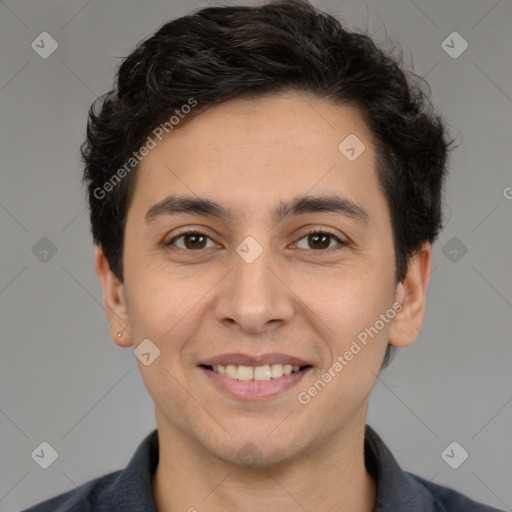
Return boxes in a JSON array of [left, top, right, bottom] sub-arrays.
[[151, 412, 376, 512]]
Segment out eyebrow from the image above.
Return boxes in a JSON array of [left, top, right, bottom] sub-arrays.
[[144, 194, 370, 226]]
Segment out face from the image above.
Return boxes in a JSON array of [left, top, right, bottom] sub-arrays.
[[97, 91, 429, 466]]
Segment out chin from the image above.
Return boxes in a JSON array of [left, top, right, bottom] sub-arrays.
[[208, 432, 307, 468]]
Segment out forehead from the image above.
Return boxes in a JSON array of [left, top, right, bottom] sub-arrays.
[[159, 92, 373, 168], [128, 91, 386, 226]]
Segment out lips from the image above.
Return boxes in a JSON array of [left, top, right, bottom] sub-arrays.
[[197, 352, 313, 398], [199, 363, 312, 399], [199, 352, 311, 367]]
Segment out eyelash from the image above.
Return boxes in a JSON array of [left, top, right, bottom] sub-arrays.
[[165, 228, 347, 252]]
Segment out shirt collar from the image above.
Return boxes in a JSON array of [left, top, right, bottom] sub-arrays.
[[110, 428, 159, 511], [364, 424, 437, 511], [109, 425, 435, 512]]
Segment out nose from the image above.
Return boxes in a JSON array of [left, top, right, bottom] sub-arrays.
[[214, 241, 295, 334]]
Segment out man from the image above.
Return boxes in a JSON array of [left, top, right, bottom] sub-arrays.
[[23, 0, 504, 510]]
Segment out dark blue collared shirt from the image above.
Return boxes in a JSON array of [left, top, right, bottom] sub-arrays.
[[21, 425, 504, 511]]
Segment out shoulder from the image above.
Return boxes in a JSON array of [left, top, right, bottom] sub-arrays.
[[20, 429, 159, 512], [364, 425, 504, 512], [406, 472, 506, 512], [19, 470, 122, 512]]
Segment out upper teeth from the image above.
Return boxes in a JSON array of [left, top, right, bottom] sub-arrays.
[[211, 364, 301, 380]]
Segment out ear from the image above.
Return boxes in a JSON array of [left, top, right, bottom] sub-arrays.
[[388, 242, 432, 348], [94, 245, 132, 347]]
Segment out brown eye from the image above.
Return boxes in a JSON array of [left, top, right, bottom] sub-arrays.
[[295, 230, 345, 251], [165, 230, 216, 250]]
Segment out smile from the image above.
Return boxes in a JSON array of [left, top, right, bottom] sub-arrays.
[[202, 363, 310, 381], [199, 363, 313, 400]]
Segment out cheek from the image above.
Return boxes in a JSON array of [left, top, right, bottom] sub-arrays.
[[297, 274, 395, 405], [301, 286, 393, 412], [124, 266, 197, 347], [295, 262, 394, 337]]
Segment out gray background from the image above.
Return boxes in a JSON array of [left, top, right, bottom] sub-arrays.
[[1, 0, 511, 511]]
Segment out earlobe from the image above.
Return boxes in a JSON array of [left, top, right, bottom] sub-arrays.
[[388, 243, 432, 349], [94, 246, 132, 348]]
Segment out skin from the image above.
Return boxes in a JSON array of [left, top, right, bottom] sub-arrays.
[[95, 91, 432, 512]]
